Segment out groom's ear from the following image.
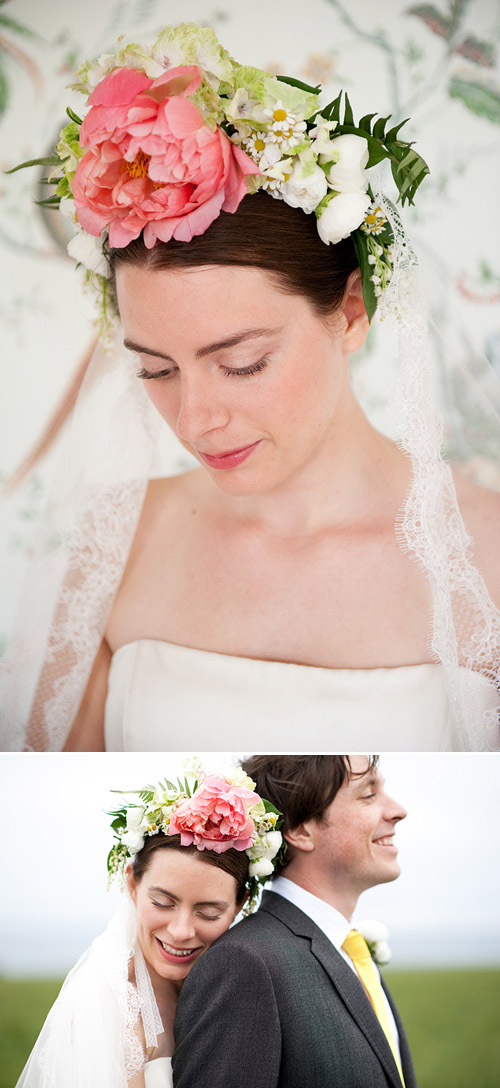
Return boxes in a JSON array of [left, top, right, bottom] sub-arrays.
[[284, 819, 316, 854]]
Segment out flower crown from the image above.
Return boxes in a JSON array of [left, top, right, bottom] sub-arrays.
[[107, 758, 284, 912], [11, 22, 428, 337]]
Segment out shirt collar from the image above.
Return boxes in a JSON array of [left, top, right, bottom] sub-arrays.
[[268, 876, 352, 952]]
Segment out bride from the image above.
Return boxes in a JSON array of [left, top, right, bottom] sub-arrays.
[[16, 762, 282, 1087], [2, 22, 499, 751]]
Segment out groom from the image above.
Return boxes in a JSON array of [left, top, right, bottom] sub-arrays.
[[173, 754, 416, 1088]]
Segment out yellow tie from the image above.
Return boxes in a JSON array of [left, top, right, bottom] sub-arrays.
[[342, 929, 405, 1086]]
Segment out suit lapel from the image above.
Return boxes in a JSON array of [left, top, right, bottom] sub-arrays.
[[260, 893, 405, 1088]]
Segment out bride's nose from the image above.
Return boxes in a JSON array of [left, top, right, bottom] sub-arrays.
[[176, 374, 230, 443], [166, 910, 197, 942]]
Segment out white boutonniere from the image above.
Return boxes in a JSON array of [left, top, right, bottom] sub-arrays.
[[357, 919, 392, 966]]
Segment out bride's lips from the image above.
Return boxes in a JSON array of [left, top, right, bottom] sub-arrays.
[[155, 937, 202, 965], [198, 440, 262, 470]]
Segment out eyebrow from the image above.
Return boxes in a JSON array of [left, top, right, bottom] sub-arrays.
[[149, 885, 229, 909], [354, 772, 384, 790], [124, 326, 281, 363]]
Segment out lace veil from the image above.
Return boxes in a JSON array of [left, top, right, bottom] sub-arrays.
[[15, 896, 164, 1088], [1, 195, 499, 751]]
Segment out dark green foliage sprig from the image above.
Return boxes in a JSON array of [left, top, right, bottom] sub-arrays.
[[315, 90, 430, 206]]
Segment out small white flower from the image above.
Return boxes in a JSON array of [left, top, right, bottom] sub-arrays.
[[247, 829, 282, 862], [317, 191, 371, 245], [282, 160, 328, 214], [241, 130, 282, 171], [121, 828, 145, 853], [67, 230, 108, 277], [309, 116, 339, 157], [183, 756, 205, 781], [59, 196, 77, 225], [126, 805, 146, 831], [225, 88, 269, 123], [374, 940, 392, 965], [326, 133, 369, 193], [263, 100, 307, 152], [358, 919, 389, 943], [249, 857, 275, 878]]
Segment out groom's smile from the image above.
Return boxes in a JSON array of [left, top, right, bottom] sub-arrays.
[[294, 755, 407, 917]]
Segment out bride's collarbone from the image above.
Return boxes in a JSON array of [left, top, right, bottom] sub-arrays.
[[108, 506, 432, 667]]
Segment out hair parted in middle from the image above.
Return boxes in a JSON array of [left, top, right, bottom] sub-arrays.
[[109, 191, 359, 321], [240, 755, 379, 875], [131, 833, 249, 904]]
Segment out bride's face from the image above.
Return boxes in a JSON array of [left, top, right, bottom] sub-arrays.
[[128, 849, 241, 986], [117, 262, 367, 497]]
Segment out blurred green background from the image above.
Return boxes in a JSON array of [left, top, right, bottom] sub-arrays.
[[2, 968, 499, 1088]]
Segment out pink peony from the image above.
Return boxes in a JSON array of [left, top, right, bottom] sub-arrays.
[[72, 65, 260, 248], [168, 775, 259, 853]]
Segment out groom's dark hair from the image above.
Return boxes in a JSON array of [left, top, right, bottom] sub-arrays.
[[240, 755, 378, 875]]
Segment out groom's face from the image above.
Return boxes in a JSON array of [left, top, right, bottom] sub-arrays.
[[313, 756, 407, 893]]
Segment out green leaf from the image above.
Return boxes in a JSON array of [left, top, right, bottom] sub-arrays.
[[343, 92, 354, 126], [358, 112, 377, 133], [365, 138, 390, 169], [4, 155, 60, 174], [263, 800, 281, 816], [449, 78, 500, 125], [373, 114, 391, 139], [277, 74, 321, 95], [321, 90, 342, 122], [385, 118, 410, 142], [34, 196, 61, 206], [66, 106, 83, 125]]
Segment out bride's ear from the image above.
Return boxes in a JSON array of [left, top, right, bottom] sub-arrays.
[[337, 269, 370, 354], [126, 863, 138, 903]]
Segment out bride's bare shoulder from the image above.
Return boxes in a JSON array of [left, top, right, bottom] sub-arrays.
[[136, 469, 207, 536], [454, 471, 500, 607]]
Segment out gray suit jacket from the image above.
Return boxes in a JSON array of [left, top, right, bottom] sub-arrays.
[[173, 891, 417, 1087]]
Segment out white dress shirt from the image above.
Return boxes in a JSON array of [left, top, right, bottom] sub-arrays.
[[268, 877, 401, 1062]]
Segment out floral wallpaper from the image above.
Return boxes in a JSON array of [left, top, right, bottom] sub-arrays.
[[1, 0, 499, 649]]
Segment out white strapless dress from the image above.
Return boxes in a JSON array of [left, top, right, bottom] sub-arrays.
[[104, 639, 498, 751], [145, 1057, 173, 1088]]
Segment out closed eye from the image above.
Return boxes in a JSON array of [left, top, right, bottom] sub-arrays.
[[221, 357, 270, 378], [137, 366, 176, 381], [137, 357, 270, 381]]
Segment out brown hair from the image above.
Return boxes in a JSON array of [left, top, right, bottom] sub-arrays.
[[109, 190, 359, 318], [132, 832, 249, 904], [240, 755, 378, 875], [8, 194, 358, 491]]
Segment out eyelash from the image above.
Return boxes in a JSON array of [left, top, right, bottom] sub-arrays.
[[152, 901, 221, 921], [137, 357, 270, 381]]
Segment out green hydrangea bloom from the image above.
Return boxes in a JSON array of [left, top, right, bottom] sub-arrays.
[[56, 122, 85, 178], [230, 66, 319, 120], [153, 23, 236, 88]]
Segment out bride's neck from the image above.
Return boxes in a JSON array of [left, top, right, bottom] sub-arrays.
[[212, 395, 408, 538]]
